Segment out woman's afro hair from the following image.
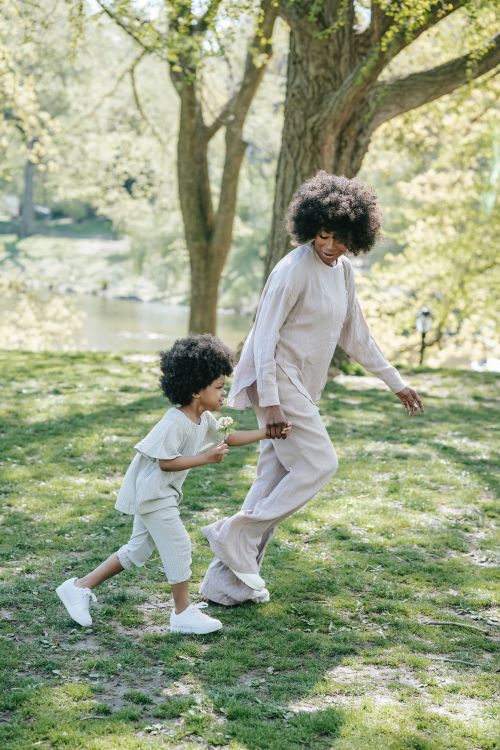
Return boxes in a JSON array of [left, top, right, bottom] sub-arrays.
[[160, 334, 234, 406], [286, 171, 382, 255]]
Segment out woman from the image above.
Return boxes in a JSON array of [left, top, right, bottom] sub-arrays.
[[200, 171, 424, 606]]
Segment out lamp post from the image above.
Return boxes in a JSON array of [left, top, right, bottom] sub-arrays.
[[416, 307, 433, 365]]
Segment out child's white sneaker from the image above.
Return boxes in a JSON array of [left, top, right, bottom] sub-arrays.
[[56, 577, 97, 626], [170, 602, 222, 634]]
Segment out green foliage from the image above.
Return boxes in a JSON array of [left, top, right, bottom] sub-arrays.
[[360, 69, 499, 366]]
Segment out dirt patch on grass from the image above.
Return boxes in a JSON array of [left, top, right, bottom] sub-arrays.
[[288, 660, 495, 723], [70, 634, 101, 651]]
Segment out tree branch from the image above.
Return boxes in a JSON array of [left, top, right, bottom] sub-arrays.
[[95, 1, 162, 55], [205, 0, 278, 140], [371, 0, 466, 46], [319, 1, 468, 127], [357, 0, 465, 56], [74, 52, 146, 126], [197, 0, 224, 33], [371, 33, 500, 128], [129, 58, 167, 148]]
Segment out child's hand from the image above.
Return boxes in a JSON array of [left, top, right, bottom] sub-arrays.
[[204, 441, 229, 464], [280, 421, 293, 439]]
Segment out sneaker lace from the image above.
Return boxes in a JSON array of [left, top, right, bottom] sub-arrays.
[[188, 602, 214, 621]]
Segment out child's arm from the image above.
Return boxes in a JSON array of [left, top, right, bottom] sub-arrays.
[[159, 442, 228, 471], [225, 423, 292, 447]]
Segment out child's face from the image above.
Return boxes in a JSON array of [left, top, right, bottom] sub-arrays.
[[196, 375, 226, 412]]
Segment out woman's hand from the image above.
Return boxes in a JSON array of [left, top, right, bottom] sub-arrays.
[[395, 386, 424, 416], [204, 441, 229, 463], [265, 405, 289, 438]]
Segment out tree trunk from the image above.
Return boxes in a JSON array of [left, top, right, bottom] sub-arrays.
[[19, 157, 36, 238], [188, 245, 221, 334], [264, 26, 374, 279], [172, 1, 277, 335], [265, 3, 500, 281]]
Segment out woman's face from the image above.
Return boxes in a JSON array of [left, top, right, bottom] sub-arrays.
[[313, 230, 348, 266]]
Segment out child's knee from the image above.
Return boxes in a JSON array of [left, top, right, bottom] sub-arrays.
[[163, 533, 192, 584], [116, 539, 154, 569]]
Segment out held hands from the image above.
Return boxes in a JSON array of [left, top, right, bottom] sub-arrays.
[[265, 405, 292, 439], [395, 386, 424, 416], [204, 441, 229, 464]]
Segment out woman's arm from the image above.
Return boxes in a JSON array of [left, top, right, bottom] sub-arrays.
[[253, 269, 300, 409], [338, 259, 407, 392], [338, 259, 424, 415]]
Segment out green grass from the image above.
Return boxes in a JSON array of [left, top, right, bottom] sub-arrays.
[[0, 351, 498, 749]]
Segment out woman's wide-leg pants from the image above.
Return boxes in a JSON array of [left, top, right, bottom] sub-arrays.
[[200, 368, 338, 605]]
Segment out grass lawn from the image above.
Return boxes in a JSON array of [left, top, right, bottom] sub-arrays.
[[0, 351, 498, 750]]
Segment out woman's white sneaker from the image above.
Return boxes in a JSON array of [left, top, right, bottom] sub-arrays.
[[170, 603, 222, 634], [56, 577, 96, 626], [252, 588, 270, 603], [231, 571, 266, 590]]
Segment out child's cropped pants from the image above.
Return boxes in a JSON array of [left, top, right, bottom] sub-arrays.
[[116, 505, 192, 584]]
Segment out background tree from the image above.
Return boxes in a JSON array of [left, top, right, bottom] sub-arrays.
[[93, 0, 278, 333], [0, 4, 60, 236], [358, 77, 499, 366], [265, 0, 500, 276]]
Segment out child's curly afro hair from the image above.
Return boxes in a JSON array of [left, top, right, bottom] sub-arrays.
[[286, 171, 382, 255], [160, 334, 234, 406]]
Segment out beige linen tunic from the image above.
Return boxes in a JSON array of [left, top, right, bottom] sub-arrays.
[[115, 408, 221, 515], [229, 243, 405, 409], [200, 243, 406, 606]]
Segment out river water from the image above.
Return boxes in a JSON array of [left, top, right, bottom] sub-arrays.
[[75, 294, 252, 352]]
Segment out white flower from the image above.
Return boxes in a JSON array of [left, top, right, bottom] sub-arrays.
[[217, 416, 234, 431], [217, 416, 234, 438]]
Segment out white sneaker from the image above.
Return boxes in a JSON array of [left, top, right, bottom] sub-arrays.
[[252, 588, 270, 603], [56, 577, 97, 626], [231, 570, 266, 590], [170, 602, 222, 634]]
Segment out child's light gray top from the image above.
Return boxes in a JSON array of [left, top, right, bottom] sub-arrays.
[[115, 407, 221, 515], [228, 244, 406, 409]]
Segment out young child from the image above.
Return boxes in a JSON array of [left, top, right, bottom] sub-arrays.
[[56, 335, 290, 635]]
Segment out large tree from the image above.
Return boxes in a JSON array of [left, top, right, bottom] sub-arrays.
[[0, 4, 61, 237], [94, 0, 278, 333], [265, 0, 500, 277]]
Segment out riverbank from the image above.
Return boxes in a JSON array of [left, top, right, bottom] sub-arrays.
[[0, 351, 498, 749], [0, 228, 253, 352]]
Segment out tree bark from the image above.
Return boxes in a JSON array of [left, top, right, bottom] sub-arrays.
[[265, 23, 372, 278]]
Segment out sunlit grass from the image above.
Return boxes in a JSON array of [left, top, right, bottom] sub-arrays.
[[0, 351, 498, 749]]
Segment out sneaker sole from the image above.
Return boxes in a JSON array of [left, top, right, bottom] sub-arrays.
[[55, 585, 92, 627], [170, 622, 222, 634]]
